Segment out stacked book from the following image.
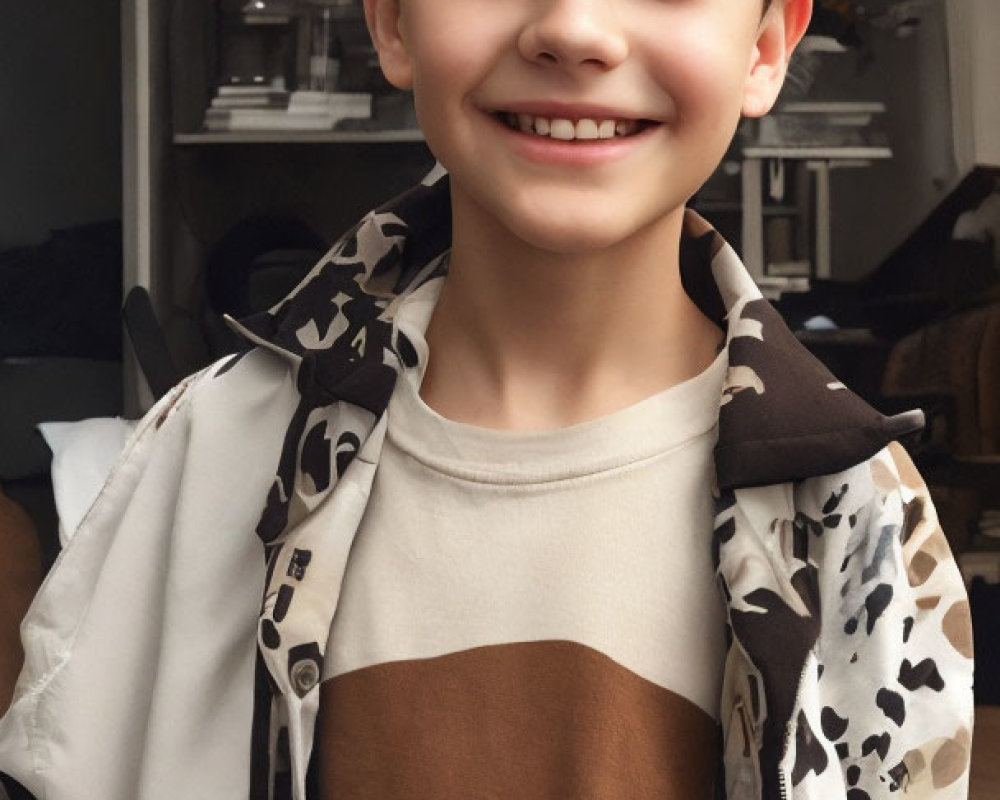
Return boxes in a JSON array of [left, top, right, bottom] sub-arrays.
[[754, 101, 890, 151], [204, 86, 371, 132]]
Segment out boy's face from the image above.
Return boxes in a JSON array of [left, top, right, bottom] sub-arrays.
[[366, 0, 810, 255]]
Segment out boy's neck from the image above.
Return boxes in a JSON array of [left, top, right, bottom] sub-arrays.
[[420, 192, 724, 431]]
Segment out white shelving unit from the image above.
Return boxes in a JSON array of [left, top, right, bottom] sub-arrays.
[[121, 0, 433, 415], [174, 129, 424, 145], [738, 98, 894, 284]]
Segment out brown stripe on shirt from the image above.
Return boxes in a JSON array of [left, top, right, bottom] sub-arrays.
[[318, 639, 720, 799]]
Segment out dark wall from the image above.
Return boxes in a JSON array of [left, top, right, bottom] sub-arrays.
[[0, 1, 121, 248], [810, 0, 957, 280]]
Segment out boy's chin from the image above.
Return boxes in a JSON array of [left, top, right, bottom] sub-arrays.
[[497, 204, 682, 258]]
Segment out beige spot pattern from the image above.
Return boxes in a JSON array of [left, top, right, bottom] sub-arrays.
[[942, 600, 974, 659], [931, 727, 972, 789]]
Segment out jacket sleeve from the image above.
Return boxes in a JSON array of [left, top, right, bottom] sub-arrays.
[[0, 351, 291, 800], [815, 441, 975, 798]]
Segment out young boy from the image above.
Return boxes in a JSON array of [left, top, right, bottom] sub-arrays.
[[0, 0, 975, 798]]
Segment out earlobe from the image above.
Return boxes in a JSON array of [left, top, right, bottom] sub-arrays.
[[363, 0, 414, 90], [741, 0, 813, 118]]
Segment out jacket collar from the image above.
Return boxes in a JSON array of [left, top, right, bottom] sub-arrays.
[[229, 172, 921, 498]]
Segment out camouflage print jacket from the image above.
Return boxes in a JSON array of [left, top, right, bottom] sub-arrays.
[[0, 173, 974, 800]]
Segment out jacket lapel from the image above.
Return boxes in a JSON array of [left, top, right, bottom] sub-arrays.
[[225, 172, 923, 799]]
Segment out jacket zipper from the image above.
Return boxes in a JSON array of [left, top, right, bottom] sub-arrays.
[[776, 658, 812, 800]]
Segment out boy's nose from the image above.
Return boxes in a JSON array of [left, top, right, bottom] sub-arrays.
[[517, 0, 629, 73]]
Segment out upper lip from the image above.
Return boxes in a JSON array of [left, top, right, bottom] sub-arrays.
[[484, 101, 658, 122]]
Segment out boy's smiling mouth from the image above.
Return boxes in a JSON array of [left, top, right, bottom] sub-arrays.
[[492, 111, 657, 140]]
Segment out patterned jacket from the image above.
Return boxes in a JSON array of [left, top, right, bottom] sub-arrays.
[[0, 173, 974, 800]]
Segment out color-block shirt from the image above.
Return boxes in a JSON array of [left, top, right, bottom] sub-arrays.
[[320, 280, 728, 797]]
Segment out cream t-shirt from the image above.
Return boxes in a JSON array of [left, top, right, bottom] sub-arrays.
[[320, 281, 729, 797]]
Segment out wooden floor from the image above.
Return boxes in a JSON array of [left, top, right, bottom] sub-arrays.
[[971, 706, 1000, 800]]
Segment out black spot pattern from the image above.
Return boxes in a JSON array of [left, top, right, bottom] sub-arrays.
[[821, 706, 849, 740], [823, 484, 849, 514], [824, 514, 842, 528], [274, 584, 294, 623], [900, 497, 925, 545], [876, 688, 906, 726], [847, 764, 861, 786], [793, 522, 810, 561], [850, 653, 858, 663], [847, 789, 872, 800], [841, 556, 852, 574], [791, 563, 821, 618], [903, 616, 914, 643], [257, 478, 290, 543], [335, 432, 361, 479], [836, 742, 850, 760], [262, 619, 281, 650], [791, 710, 829, 786], [300, 419, 332, 495], [898, 658, 946, 692], [395, 331, 419, 368], [864, 584, 894, 635], [861, 732, 890, 761], [715, 489, 738, 514], [794, 512, 823, 538], [712, 516, 736, 574]]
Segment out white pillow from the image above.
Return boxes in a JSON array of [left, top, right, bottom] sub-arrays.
[[37, 417, 137, 547]]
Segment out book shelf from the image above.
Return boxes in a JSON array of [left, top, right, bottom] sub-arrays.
[[122, 0, 434, 414], [173, 129, 424, 145]]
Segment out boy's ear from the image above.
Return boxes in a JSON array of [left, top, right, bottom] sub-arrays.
[[363, 0, 414, 90], [742, 0, 813, 118]]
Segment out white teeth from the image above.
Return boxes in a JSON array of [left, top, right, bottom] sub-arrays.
[[499, 111, 646, 140], [549, 118, 575, 140], [575, 119, 600, 140]]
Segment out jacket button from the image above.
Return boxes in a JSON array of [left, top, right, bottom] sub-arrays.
[[290, 659, 320, 696]]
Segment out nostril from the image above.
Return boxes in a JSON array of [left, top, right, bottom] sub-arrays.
[[536, 51, 559, 65]]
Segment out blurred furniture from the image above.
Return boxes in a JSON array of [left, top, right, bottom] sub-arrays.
[[0, 483, 42, 716], [740, 100, 893, 282], [877, 300, 1000, 555], [742, 146, 892, 282], [0, 358, 122, 572]]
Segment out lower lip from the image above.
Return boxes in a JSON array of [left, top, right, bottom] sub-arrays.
[[487, 113, 661, 167]]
